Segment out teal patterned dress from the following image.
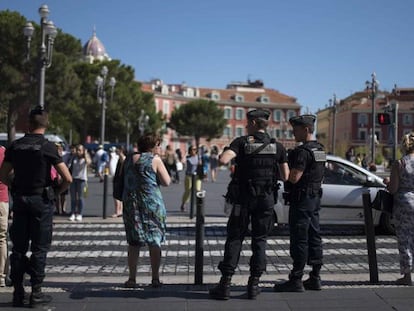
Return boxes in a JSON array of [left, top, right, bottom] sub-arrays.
[[122, 152, 166, 247]]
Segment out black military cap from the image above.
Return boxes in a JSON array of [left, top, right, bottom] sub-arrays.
[[246, 109, 270, 120], [29, 105, 45, 116], [289, 114, 316, 127]]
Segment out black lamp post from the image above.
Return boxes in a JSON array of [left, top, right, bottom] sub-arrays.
[[23, 4, 57, 109], [365, 72, 379, 163], [329, 93, 339, 155], [95, 66, 116, 145]]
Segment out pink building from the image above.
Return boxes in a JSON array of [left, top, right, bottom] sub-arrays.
[[141, 79, 301, 157]]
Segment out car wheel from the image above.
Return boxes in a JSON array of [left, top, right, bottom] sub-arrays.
[[380, 213, 395, 235]]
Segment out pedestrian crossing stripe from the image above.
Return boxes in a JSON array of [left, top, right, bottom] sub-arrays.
[[44, 262, 402, 274], [53, 223, 227, 229], [45, 247, 399, 258], [24, 223, 401, 277]]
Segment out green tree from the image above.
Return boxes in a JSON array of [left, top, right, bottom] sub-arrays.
[[73, 61, 162, 144], [0, 10, 31, 141], [0, 9, 164, 145], [168, 99, 226, 147], [0, 10, 83, 142]]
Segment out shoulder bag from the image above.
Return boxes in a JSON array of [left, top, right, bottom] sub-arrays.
[[372, 189, 393, 214]]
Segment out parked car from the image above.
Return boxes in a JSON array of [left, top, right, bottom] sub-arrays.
[[0, 132, 68, 152], [274, 154, 393, 233]]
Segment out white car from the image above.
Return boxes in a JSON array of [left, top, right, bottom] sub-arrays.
[[274, 155, 392, 233]]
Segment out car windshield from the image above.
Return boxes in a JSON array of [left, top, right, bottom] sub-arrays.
[[324, 160, 367, 186]]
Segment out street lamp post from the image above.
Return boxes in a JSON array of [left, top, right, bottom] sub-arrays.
[[329, 94, 339, 155], [23, 4, 58, 109], [281, 116, 288, 146], [365, 72, 379, 163], [95, 66, 116, 145], [388, 85, 400, 163], [138, 109, 149, 136]]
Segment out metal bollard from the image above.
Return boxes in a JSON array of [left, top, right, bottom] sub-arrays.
[[103, 167, 108, 219], [362, 191, 379, 283], [195, 190, 206, 285], [190, 173, 196, 219]]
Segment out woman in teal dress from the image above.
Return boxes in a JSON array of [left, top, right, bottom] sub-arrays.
[[122, 133, 171, 288]]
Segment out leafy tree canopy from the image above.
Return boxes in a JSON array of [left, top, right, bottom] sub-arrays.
[[0, 9, 162, 145], [169, 99, 226, 146]]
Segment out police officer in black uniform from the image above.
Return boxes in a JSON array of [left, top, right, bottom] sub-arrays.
[[274, 114, 326, 292], [209, 109, 289, 300], [0, 106, 72, 307]]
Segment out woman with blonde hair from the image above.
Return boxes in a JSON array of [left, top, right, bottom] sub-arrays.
[[387, 132, 414, 285]]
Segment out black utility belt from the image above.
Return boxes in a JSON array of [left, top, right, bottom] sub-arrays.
[[14, 189, 43, 196], [292, 188, 322, 196], [14, 187, 51, 196]]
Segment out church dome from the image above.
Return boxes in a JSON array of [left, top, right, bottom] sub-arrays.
[[82, 29, 111, 63]]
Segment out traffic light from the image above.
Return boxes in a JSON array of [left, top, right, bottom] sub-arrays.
[[377, 113, 391, 125]]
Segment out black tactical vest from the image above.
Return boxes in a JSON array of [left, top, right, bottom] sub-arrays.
[[294, 141, 326, 193], [11, 137, 52, 193], [236, 135, 277, 197]]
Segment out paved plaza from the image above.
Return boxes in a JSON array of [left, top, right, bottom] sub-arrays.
[[2, 171, 414, 310]]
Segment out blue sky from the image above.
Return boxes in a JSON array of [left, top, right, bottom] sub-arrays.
[[2, 0, 414, 113]]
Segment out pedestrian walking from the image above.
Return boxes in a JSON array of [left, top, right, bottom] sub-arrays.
[[112, 145, 126, 218], [180, 145, 202, 212], [0, 106, 72, 307], [108, 146, 119, 177], [53, 142, 67, 215], [210, 145, 219, 182], [163, 145, 178, 183], [386, 132, 414, 286], [68, 144, 91, 222], [93, 145, 107, 182], [0, 145, 9, 288], [121, 133, 170, 288], [274, 114, 326, 292], [200, 146, 210, 182], [175, 148, 183, 183], [209, 109, 289, 300]]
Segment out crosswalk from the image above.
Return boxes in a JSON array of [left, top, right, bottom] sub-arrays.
[[39, 222, 401, 277]]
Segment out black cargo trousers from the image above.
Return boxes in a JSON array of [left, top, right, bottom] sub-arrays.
[[288, 191, 323, 279], [10, 193, 54, 287], [218, 192, 274, 277]]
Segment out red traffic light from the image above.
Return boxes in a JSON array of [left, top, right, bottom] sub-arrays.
[[377, 113, 391, 125]]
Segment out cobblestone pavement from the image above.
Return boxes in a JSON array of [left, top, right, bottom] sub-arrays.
[[3, 216, 401, 287], [2, 216, 412, 311]]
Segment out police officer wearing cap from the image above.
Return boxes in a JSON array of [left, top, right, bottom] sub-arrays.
[[209, 109, 289, 300], [274, 114, 326, 292], [0, 106, 72, 307]]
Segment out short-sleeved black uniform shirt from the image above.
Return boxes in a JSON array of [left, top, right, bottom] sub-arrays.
[[5, 133, 62, 193]]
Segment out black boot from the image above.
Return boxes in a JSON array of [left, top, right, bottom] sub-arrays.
[[274, 274, 304, 292], [303, 272, 322, 290], [247, 276, 261, 299], [12, 284, 28, 307], [30, 284, 52, 308], [209, 276, 232, 300]]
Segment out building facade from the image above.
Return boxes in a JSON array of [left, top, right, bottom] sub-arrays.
[[142, 79, 301, 156], [316, 87, 414, 164]]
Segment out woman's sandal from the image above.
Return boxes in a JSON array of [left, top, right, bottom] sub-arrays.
[[124, 279, 136, 288], [151, 279, 162, 288]]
